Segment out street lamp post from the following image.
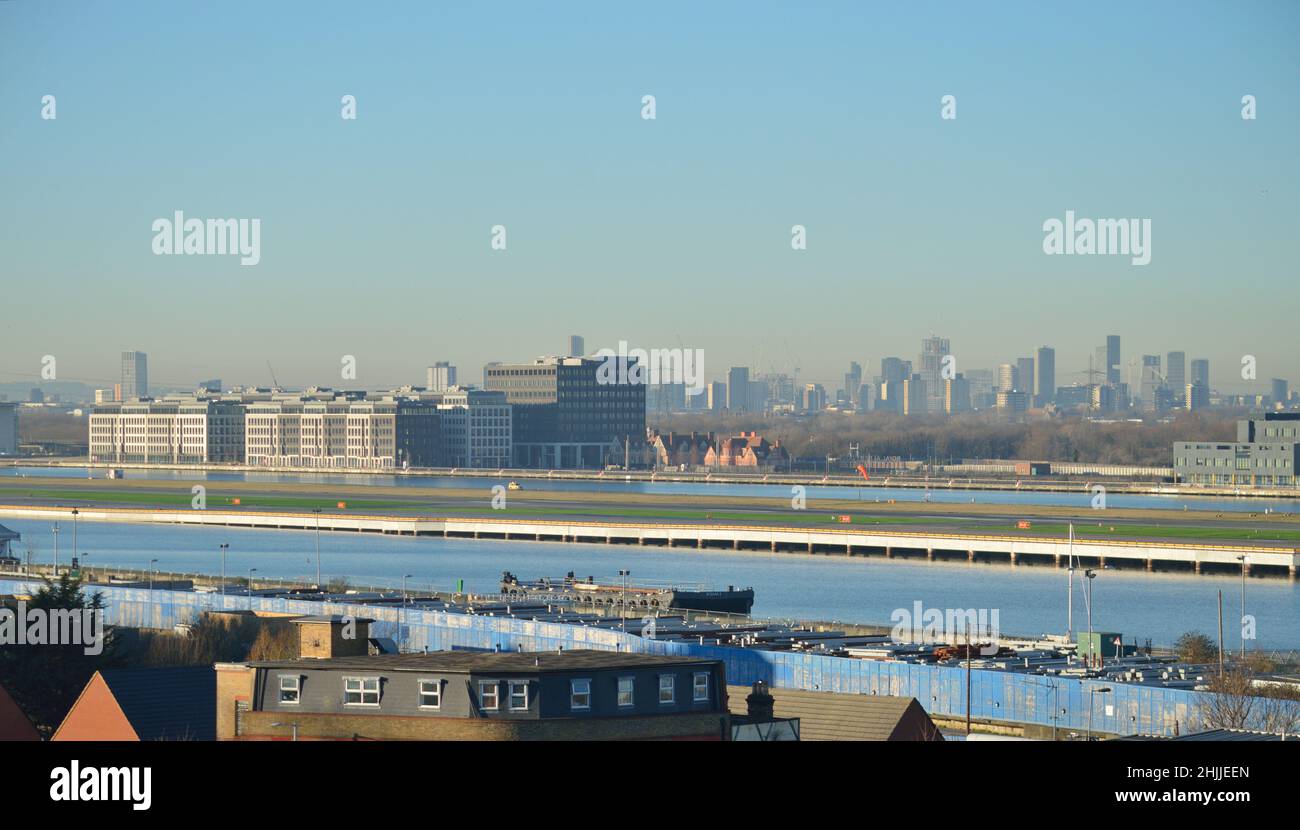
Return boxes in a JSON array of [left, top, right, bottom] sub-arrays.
[[219, 544, 229, 598], [1084, 568, 1098, 669], [1050, 680, 1060, 741], [71, 509, 79, 575], [149, 558, 159, 625], [270, 722, 300, 741], [402, 574, 413, 604], [1088, 686, 1112, 740], [248, 567, 258, 594], [1237, 555, 1248, 659], [619, 569, 630, 633], [52, 522, 59, 577], [1066, 523, 1075, 641], [313, 508, 323, 589]]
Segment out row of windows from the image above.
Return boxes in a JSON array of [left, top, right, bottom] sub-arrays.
[[247, 428, 392, 435], [278, 673, 710, 711], [439, 406, 510, 415], [1181, 456, 1293, 469], [488, 368, 559, 377], [248, 457, 397, 468], [1183, 473, 1296, 486]]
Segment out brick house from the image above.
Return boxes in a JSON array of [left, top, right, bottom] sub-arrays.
[[647, 430, 716, 468], [704, 432, 789, 468]]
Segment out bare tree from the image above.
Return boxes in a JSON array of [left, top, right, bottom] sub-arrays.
[[1197, 664, 1257, 730], [650, 410, 1239, 468], [1256, 684, 1300, 736], [246, 623, 299, 661]]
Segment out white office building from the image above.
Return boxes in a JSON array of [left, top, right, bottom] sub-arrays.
[[246, 397, 397, 470], [437, 387, 511, 468], [426, 362, 457, 393], [244, 392, 440, 470], [89, 398, 245, 464]]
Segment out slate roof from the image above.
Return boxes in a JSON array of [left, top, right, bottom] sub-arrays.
[[248, 648, 716, 675], [728, 685, 942, 741], [97, 666, 216, 741], [0, 681, 39, 741]]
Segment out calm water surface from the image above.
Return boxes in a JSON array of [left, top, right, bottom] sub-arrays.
[[4, 517, 1295, 649]]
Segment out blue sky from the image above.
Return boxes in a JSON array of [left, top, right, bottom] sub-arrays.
[[1, 1, 1297, 393]]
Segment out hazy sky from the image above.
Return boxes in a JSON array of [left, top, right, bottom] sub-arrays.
[[1, 1, 1297, 393]]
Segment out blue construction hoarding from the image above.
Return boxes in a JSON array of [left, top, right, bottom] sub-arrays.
[[0, 578, 1263, 737]]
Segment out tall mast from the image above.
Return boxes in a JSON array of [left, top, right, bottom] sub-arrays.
[[1067, 522, 1075, 641]]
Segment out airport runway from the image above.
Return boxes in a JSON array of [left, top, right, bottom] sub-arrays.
[[0, 476, 1296, 547]]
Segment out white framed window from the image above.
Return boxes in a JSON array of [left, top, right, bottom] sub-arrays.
[[509, 681, 529, 711], [418, 679, 441, 709], [659, 674, 675, 705], [278, 675, 300, 705], [479, 680, 499, 711], [343, 676, 380, 706], [693, 672, 709, 702], [617, 676, 635, 707], [570, 678, 592, 710]]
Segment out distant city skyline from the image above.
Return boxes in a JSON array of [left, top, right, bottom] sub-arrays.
[[2, 2, 1296, 392], [0, 330, 1290, 400]]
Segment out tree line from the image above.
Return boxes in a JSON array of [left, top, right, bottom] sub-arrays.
[[650, 411, 1239, 467]]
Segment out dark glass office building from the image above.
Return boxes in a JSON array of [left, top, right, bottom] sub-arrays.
[[485, 356, 646, 468]]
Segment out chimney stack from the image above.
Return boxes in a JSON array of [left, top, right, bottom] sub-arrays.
[[292, 615, 372, 659], [746, 680, 775, 721]]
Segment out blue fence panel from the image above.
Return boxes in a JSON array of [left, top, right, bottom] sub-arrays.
[[3, 578, 1290, 738]]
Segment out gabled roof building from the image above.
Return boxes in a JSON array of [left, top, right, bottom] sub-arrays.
[[53, 666, 216, 741]]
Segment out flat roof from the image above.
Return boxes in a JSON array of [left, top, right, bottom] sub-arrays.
[[247, 649, 716, 675], [291, 614, 375, 624]]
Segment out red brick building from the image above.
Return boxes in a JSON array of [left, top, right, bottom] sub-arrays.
[[647, 431, 716, 468], [704, 432, 789, 467]]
